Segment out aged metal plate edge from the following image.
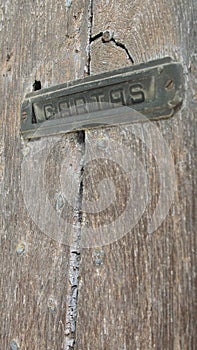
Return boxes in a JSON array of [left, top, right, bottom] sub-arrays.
[[21, 57, 184, 139]]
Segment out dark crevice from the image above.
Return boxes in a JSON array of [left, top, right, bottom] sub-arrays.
[[90, 31, 134, 64], [31, 105, 37, 124], [6, 53, 11, 62], [33, 80, 41, 91], [86, 0, 94, 75], [77, 130, 85, 144], [111, 38, 134, 64], [90, 31, 103, 42], [78, 165, 84, 223]]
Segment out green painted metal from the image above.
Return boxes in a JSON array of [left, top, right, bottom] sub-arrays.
[[21, 57, 184, 139]]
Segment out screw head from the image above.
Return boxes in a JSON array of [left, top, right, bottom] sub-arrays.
[[165, 79, 174, 90], [102, 30, 114, 42]]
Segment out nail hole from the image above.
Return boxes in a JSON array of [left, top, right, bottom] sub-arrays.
[[33, 80, 41, 91], [6, 53, 11, 62]]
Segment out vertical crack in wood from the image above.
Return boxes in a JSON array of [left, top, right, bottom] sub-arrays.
[[64, 132, 85, 350], [64, 1, 93, 347], [64, 2, 93, 346], [86, 0, 94, 75]]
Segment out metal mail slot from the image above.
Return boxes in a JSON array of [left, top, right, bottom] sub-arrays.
[[21, 57, 184, 139]]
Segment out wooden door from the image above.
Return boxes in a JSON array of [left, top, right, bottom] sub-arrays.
[[0, 1, 196, 349]]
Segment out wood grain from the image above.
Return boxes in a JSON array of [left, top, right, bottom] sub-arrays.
[[0, 1, 89, 349], [90, 0, 195, 71], [0, 0, 196, 349], [75, 0, 196, 349]]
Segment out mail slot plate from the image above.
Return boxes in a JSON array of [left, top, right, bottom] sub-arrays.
[[21, 57, 184, 139]]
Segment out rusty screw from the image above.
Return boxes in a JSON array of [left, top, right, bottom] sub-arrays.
[[102, 30, 114, 42]]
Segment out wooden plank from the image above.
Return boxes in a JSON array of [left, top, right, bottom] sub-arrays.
[[0, 1, 89, 349], [76, 0, 196, 349]]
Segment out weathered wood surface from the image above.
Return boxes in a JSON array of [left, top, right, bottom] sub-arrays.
[[0, 1, 89, 349], [76, 0, 196, 349], [0, 0, 196, 350]]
